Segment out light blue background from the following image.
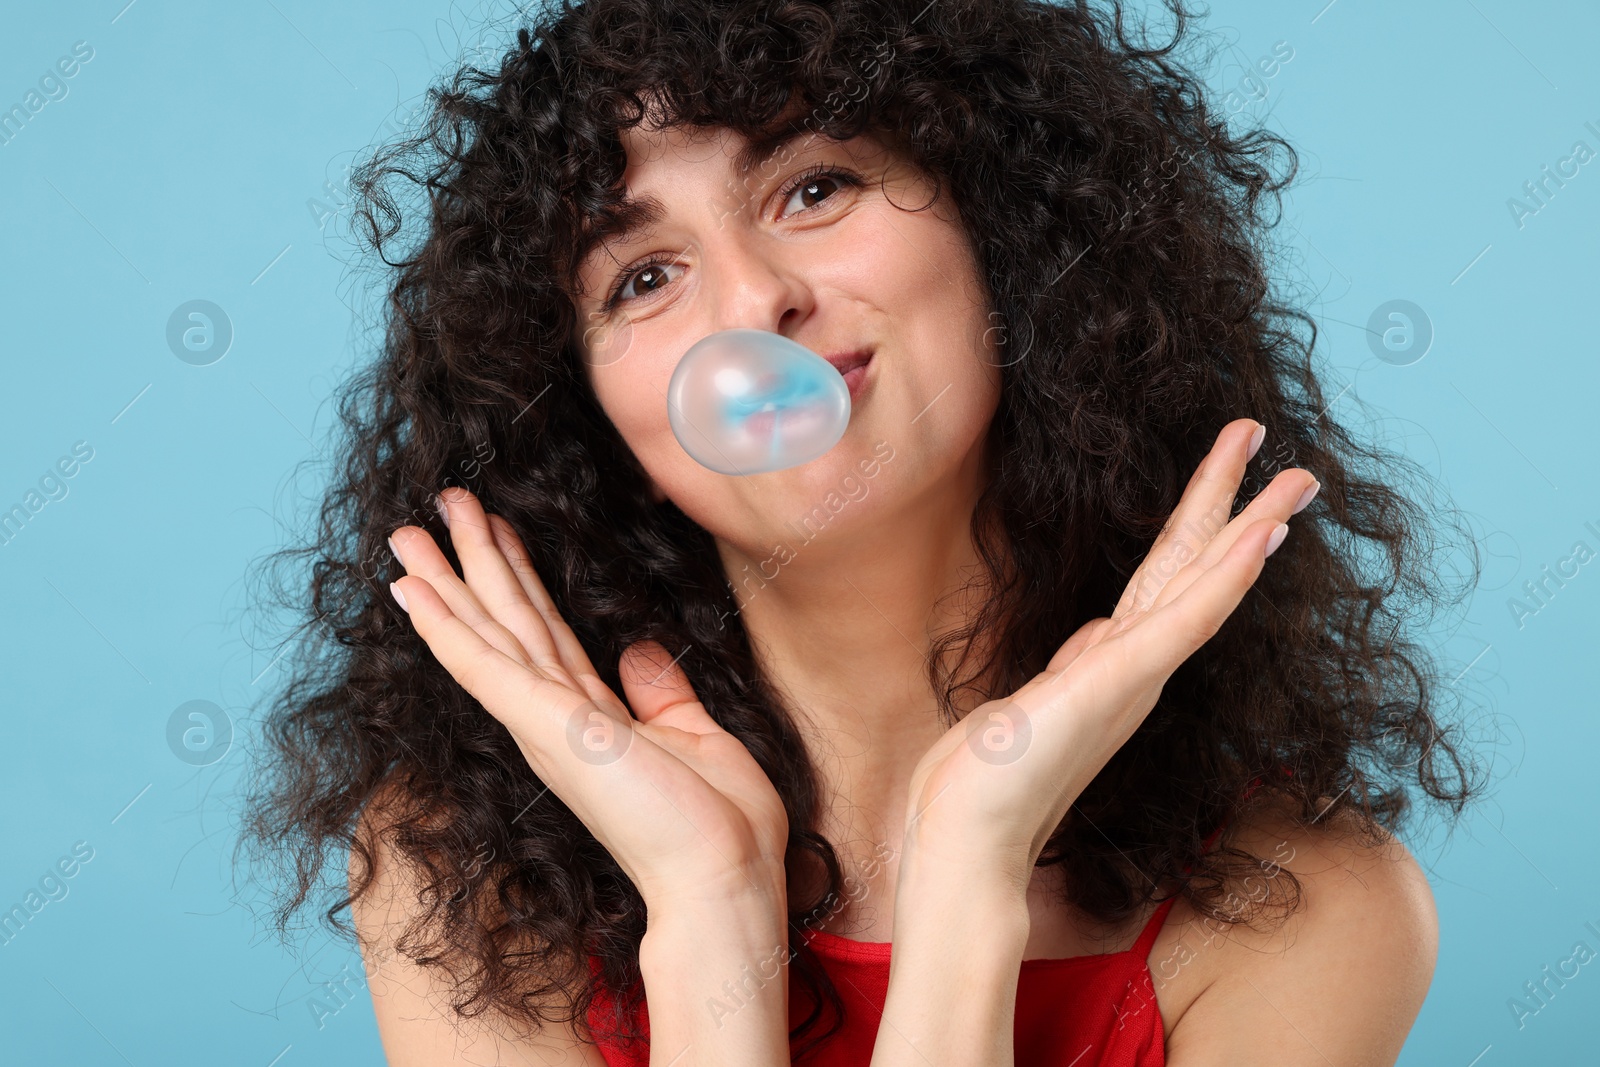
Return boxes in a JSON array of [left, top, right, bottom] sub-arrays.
[[2, 1, 1596, 1063]]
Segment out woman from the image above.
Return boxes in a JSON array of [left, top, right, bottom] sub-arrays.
[[243, 0, 1481, 1063]]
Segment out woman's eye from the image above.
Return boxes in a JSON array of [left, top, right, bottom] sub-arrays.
[[610, 260, 682, 306], [781, 171, 853, 217]]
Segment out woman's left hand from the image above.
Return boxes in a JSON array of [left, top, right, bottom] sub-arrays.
[[899, 417, 1319, 885]]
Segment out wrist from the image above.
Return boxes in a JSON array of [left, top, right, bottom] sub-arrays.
[[875, 847, 1030, 1067], [894, 825, 1031, 956], [640, 858, 788, 917], [893, 856, 1031, 946], [641, 886, 790, 964], [900, 813, 1035, 904], [636, 889, 793, 1067], [638, 923, 794, 1019]]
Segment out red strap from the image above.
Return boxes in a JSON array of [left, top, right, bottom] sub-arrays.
[[1130, 823, 1224, 960], [1131, 895, 1181, 959], [1129, 769, 1274, 960]]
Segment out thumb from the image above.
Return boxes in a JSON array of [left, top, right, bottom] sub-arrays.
[[618, 640, 707, 728], [1045, 616, 1115, 673]]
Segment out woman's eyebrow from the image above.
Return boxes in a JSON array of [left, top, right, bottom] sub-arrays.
[[733, 125, 825, 178], [581, 195, 668, 265]]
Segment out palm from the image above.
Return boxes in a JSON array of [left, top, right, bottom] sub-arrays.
[[523, 651, 788, 903], [904, 419, 1317, 869], [389, 491, 788, 908]]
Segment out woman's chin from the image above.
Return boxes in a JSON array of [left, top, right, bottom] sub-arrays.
[[743, 441, 897, 529]]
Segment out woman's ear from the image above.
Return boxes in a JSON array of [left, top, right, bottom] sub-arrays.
[[648, 479, 668, 505]]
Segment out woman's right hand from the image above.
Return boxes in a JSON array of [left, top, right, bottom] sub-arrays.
[[387, 487, 789, 915]]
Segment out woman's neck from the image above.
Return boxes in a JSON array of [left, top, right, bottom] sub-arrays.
[[713, 444, 1002, 915]]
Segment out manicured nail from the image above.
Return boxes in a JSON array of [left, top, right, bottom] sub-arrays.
[[1292, 479, 1320, 515], [1264, 522, 1289, 558], [1246, 422, 1266, 462], [387, 535, 400, 561], [390, 582, 409, 612], [435, 494, 451, 528]]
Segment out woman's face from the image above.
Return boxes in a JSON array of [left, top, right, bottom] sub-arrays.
[[572, 118, 1002, 563]]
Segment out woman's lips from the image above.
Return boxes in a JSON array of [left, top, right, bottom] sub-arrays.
[[821, 350, 874, 402], [840, 360, 871, 401]]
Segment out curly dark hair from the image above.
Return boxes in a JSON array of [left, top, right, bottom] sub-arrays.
[[239, 0, 1485, 1058]]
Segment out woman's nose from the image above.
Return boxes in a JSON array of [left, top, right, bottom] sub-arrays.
[[699, 226, 814, 336]]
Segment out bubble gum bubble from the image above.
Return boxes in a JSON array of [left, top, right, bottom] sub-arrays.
[[666, 328, 851, 475]]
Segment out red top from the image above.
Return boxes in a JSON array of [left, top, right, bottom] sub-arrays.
[[584, 824, 1229, 1067]]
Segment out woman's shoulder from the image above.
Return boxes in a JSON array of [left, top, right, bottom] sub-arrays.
[[1152, 796, 1439, 1062], [349, 777, 611, 1067]]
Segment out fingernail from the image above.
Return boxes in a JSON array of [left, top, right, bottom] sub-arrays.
[[390, 582, 409, 612], [387, 535, 400, 561], [1246, 422, 1265, 462], [1292, 479, 1320, 515], [1264, 522, 1289, 558], [435, 494, 451, 528]]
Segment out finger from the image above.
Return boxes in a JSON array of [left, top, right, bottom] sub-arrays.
[[1113, 417, 1258, 617], [1118, 517, 1283, 674], [437, 489, 572, 675], [1043, 616, 1115, 674], [390, 525, 540, 671], [391, 572, 585, 774], [1147, 468, 1316, 614], [486, 513, 591, 668], [484, 513, 618, 707], [1113, 418, 1262, 619], [618, 640, 715, 732]]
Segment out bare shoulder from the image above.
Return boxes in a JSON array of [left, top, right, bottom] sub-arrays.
[[1154, 797, 1439, 1067], [351, 779, 609, 1067]]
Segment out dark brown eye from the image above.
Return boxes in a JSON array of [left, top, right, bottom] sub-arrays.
[[608, 260, 682, 308], [633, 265, 670, 294], [781, 169, 856, 217]]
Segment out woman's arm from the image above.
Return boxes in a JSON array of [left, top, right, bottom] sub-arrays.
[[352, 801, 610, 1066], [636, 890, 794, 1066], [868, 809, 1438, 1067], [354, 797, 796, 1067], [374, 489, 798, 1064], [867, 828, 1031, 1066], [866, 420, 1318, 1065]]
